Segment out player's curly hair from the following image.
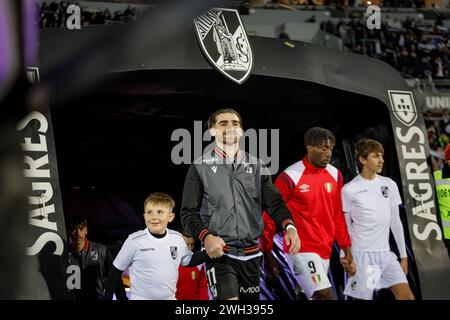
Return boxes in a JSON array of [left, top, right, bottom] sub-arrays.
[[304, 127, 335, 147]]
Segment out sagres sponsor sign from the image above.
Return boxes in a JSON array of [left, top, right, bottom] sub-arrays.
[[194, 8, 253, 84], [388, 89, 450, 299]]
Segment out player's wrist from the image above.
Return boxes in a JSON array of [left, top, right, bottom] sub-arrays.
[[201, 231, 213, 243], [286, 224, 297, 232]]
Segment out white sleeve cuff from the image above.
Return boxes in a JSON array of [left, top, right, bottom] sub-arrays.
[[286, 224, 297, 232]]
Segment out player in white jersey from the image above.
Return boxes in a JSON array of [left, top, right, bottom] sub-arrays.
[[103, 192, 209, 300], [341, 139, 414, 300]]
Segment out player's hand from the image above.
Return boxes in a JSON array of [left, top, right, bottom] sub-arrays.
[[341, 259, 356, 277], [285, 227, 301, 255], [340, 249, 356, 276], [204, 234, 225, 259], [400, 257, 408, 276]]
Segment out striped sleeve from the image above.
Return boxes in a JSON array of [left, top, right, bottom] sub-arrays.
[[261, 169, 295, 233], [180, 165, 212, 242]]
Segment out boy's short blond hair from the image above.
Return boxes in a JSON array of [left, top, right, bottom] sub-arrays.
[[355, 138, 384, 161], [143, 192, 175, 212]]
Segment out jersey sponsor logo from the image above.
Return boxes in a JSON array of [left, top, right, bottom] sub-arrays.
[[90, 250, 98, 261], [140, 247, 155, 252], [325, 182, 333, 193], [194, 8, 253, 84], [170, 246, 178, 260], [299, 184, 310, 192], [211, 165, 217, 173], [381, 186, 389, 198], [239, 286, 260, 294]]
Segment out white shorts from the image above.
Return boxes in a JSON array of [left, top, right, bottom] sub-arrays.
[[291, 252, 331, 299], [344, 251, 408, 300]]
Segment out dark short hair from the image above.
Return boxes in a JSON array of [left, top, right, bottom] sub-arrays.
[[355, 138, 384, 159], [206, 108, 243, 129], [69, 215, 87, 231], [304, 127, 335, 147], [143, 192, 175, 211]]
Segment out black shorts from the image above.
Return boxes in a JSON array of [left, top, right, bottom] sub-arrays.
[[205, 255, 261, 300]]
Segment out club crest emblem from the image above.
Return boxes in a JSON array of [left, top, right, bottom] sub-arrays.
[[194, 8, 253, 84], [312, 274, 321, 284], [324, 182, 333, 193], [170, 246, 178, 260], [388, 90, 418, 126], [90, 250, 98, 261], [381, 186, 389, 198]]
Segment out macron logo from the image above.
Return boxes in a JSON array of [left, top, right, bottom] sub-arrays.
[[239, 286, 260, 294], [299, 184, 310, 192]]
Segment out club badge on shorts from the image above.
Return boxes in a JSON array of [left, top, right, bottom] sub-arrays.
[[170, 246, 178, 260], [381, 186, 389, 198], [194, 8, 253, 84]]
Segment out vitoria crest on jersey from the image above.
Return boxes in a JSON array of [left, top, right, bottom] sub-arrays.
[[90, 250, 98, 261], [194, 8, 253, 84], [381, 186, 389, 198], [170, 246, 178, 260]]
